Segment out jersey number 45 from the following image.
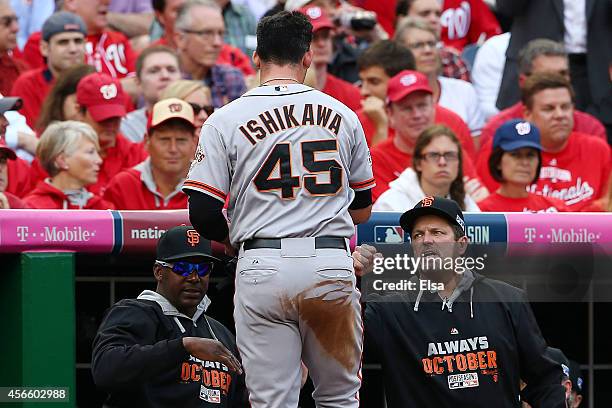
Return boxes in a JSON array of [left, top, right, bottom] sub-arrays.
[[253, 140, 343, 200]]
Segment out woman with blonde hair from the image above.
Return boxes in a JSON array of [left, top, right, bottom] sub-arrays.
[[160, 80, 214, 136], [24, 121, 113, 209], [374, 125, 480, 211]]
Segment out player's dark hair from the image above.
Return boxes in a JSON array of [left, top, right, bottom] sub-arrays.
[[412, 125, 466, 210], [152, 0, 165, 12], [136, 45, 178, 78], [521, 72, 575, 110], [256, 11, 312, 65], [37, 64, 95, 131], [488, 147, 542, 185], [357, 40, 415, 77]]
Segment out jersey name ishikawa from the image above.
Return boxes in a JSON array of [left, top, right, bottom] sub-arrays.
[[238, 103, 342, 145]]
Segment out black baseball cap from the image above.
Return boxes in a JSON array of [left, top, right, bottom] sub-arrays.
[[0, 97, 22, 114], [545, 347, 570, 379], [569, 359, 584, 395], [156, 226, 221, 262], [400, 196, 466, 236]]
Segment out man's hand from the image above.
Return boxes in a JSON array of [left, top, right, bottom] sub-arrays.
[[352, 244, 381, 276], [183, 337, 243, 374], [361, 96, 387, 127], [464, 176, 490, 202]]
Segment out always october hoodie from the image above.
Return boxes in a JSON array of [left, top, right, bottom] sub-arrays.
[[363, 270, 566, 407]]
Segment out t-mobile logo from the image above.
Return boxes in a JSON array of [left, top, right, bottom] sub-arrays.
[[16, 226, 29, 242], [524, 228, 536, 243]]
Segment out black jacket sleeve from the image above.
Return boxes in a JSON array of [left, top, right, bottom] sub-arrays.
[[363, 298, 383, 365], [186, 189, 229, 242], [515, 293, 566, 407], [91, 302, 189, 391]]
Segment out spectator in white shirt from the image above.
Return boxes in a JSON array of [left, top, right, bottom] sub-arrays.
[[471, 32, 510, 121], [374, 124, 480, 212], [395, 18, 485, 139]]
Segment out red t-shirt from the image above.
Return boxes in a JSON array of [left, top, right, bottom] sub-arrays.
[[22, 30, 135, 78], [153, 37, 255, 78], [370, 135, 481, 201], [4, 191, 28, 208], [352, 0, 397, 37], [440, 0, 501, 51], [0, 52, 29, 96], [23, 180, 113, 209], [103, 165, 188, 210], [322, 73, 362, 112], [479, 102, 607, 151], [476, 132, 611, 211], [5, 157, 33, 198], [357, 105, 476, 162], [29, 134, 147, 196], [10, 67, 54, 129], [478, 192, 569, 212]]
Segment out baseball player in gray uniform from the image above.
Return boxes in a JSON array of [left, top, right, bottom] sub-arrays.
[[183, 10, 375, 408]]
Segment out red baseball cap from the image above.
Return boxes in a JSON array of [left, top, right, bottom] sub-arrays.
[[299, 6, 335, 32], [76, 73, 127, 122], [386, 70, 433, 104], [0, 138, 16, 160]]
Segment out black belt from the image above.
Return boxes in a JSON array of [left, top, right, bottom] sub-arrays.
[[243, 237, 347, 250]]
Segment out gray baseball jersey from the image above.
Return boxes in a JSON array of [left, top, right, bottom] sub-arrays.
[[184, 83, 375, 245]]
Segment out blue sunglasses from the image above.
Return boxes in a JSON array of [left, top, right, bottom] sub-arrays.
[[156, 260, 214, 277]]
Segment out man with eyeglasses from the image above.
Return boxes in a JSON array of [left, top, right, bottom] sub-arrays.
[[11, 12, 88, 130], [105, 98, 196, 210], [395, 17, 485, 139], [0, 0, 27, 96], [479, 39, 607, 150], [175, 0, 246, 109], [120, 45, 182, 143], [370, 69, 487, 202], [92, 225, 249, 407]]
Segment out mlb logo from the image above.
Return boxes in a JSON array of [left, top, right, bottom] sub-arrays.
[[375, 226, 409, 243]]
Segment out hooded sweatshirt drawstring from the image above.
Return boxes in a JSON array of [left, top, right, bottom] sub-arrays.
[[414, 289, 424, 312], [413, 270, 476, 318], [470, 287, 474, 319]]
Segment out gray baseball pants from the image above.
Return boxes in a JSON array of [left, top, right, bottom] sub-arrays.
[[234, 237, 363, 408]]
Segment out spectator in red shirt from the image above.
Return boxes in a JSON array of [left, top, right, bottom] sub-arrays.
[[0, 137, 27, 208], [151, 0, 254, 77], [0, 96, 33, 198], [120, 45, 182, 143], [356, 40, 415, 147], [439, 0, 500, 52], [396, 0, 470, 82], [24, 120, 113, 209], [478, 119, 569, 213], [11, 12, 87, 129], [0, 1, 28, 96], [370, 70, 486, 201], [479, 39, 607, 150], [476, 73, 611, 211], [37, 64, 95, 131], [104, 98, 197, 210], [299, 5, 361, 112], [395, 18, 484, 138]]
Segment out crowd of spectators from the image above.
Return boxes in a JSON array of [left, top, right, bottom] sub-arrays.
[[0, 0, 610, 214]]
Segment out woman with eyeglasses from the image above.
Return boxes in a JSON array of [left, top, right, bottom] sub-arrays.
[[395, 17, 485, 139], [24, 120, 113, 209], [373, 125, 480, 211], [478, 120, 568, 212], [160, 80, 214, 138]]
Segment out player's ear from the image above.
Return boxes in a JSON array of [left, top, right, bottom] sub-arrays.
[[153, 264, 164, 282], [40, 40, 49, 58], [302, 49, 313, 70], [252, 51, 260, 69]]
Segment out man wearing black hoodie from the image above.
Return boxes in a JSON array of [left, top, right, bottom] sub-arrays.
[[354, 196, 566, 407], [92, 226, 248, 407]]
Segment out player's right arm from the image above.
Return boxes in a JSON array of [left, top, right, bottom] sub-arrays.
[[183, 124, 232, 248]]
